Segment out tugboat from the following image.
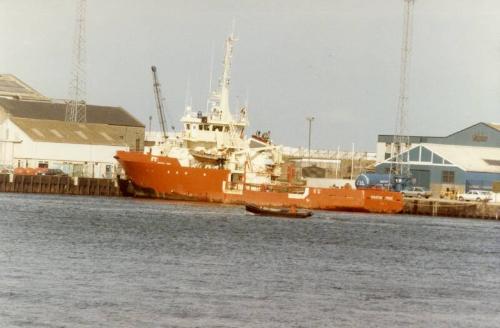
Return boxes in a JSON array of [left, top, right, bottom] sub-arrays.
[[115, 33, 404, 214]]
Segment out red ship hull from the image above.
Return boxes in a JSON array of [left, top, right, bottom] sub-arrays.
[[115, 151, 404, 214]]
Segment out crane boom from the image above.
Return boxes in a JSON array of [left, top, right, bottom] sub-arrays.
[[151, 65, 168, 140]]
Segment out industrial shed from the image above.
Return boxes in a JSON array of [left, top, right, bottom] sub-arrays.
[[0, 74, 145, 178], [376, 122, 500, 163], [376, 143, 500, 195]]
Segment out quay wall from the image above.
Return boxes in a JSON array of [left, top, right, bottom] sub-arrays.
[[1, 173, 499, 220], [403, 198, 500, 220], [0, 174, 120, 196]]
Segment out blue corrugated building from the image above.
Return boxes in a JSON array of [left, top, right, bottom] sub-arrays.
[[375, 122, 500, 196]]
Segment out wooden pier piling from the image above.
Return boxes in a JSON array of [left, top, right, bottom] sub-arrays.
[[0, 174, 120, 197]]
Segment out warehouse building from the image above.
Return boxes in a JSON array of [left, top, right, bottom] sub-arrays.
[[376, 122, 500, 195], [376, 122, 499, 162], [0, 74, 144, 178]]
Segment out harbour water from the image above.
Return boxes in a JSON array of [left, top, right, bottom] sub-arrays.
[[0, 193, 499, 327]]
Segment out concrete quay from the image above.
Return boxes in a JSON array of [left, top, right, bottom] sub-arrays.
[[403, 198, 500, 220]]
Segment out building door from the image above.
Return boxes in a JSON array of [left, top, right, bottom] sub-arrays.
[[410, 169, 430, 188]]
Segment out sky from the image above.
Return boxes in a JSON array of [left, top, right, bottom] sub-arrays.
[[0, 0, 499, 151]]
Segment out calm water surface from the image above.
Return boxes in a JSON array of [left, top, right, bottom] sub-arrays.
[[0, 193, 499, 327]]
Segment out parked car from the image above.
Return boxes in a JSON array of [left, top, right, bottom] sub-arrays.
[[36, 169, 68, 176], [401, 186, 432, 199], [457, 190, 492, 202], [14, 167, 47, 176]]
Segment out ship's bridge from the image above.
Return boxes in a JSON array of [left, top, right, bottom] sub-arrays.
[[180, 109, 247, 149]]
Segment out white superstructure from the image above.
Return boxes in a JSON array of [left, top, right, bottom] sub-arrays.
[[151, 34, 282, 183]]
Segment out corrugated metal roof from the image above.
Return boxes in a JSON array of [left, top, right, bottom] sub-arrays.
[[0, 97, 144, 127], [487, 123, 500, 131], [421, 143, 500, 173], [379, 143, 500, 174], [0, 74, 49, 101], [379, 122, 500, 141], [11, 117, 130, 146]]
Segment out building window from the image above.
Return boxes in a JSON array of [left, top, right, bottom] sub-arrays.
[[105, 164, 112, 177], [384, 153, 391, 160], [99, 131, 113, 141], [74, 130, 88, 140], [442, 171, 455, 184], [432, 154, 444, 164], [50, 129, 64, 139], [409, 147, 420, 162], [31, 128, 44, 138], [135, 138, 140, 151]]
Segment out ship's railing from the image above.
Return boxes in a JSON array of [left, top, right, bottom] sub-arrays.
[[243, 182, 306, 194], [283, 147, 376, 161], [225, 181, 244, 191]]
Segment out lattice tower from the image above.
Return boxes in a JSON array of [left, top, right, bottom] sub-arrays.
[[391, 0, 415, 177], [65, 0, 87, 123]]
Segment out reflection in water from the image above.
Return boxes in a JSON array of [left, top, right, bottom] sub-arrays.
[[0, 193, 499, 327]]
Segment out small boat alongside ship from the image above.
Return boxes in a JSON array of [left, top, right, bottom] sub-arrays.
[[114, 33, 404, 214], [245, 204, 312, 219]]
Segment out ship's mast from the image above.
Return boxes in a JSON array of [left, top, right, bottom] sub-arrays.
[[216, 34, 236, 122]]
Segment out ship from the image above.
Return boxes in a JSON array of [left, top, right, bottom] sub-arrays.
[[115, 34, 404, 214]]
